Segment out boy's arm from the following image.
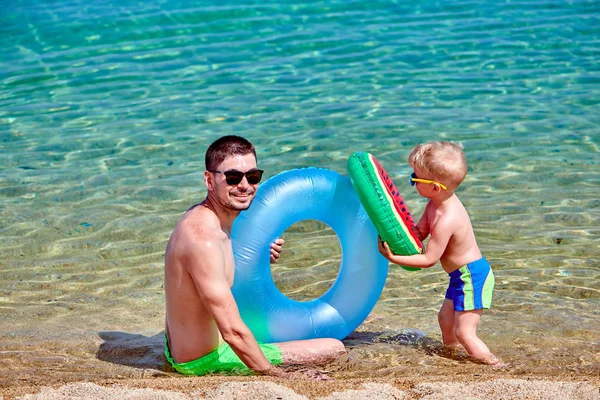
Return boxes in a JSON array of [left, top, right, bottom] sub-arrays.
[[413, 212, 430, 242], [378, 216, 453, 268]]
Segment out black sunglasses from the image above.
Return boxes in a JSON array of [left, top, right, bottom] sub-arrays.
[[208, 168, 264, 185]]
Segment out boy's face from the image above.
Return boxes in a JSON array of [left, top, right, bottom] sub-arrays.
[[411, 167, 445, 197]]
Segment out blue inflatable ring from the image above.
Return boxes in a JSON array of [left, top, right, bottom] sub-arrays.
[[231, 168, 389, 343]]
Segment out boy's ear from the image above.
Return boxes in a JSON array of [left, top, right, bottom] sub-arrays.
[[433, 183, 442, 193]]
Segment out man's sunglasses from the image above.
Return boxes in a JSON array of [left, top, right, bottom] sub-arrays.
[[409, 172, 447, 190], [208, 168, 264, 185]]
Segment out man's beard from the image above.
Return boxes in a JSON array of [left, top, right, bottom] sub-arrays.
[[225, 190, 255, 211], [226, 201, 252, 212]]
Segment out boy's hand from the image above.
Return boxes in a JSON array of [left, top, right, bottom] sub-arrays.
[[377, 235, 394, 260], [270, 238, 285, 263], [412, 224, 429, 242]]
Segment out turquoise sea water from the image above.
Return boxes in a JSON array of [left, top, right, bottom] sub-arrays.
[[1, 0, 599, 386]]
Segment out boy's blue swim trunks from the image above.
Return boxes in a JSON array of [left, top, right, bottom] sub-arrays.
[[445, 257, 495, 311]]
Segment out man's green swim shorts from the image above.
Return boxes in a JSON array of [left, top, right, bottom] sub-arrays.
[[164, 336, 282, 376]]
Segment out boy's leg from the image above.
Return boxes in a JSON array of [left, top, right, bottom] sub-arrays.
[[276, 338, 346, 365], [438, 298, 458, 346], [455, 310, 501, 365]]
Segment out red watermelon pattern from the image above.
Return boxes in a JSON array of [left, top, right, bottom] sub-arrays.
[[371, 157, 421, 246]]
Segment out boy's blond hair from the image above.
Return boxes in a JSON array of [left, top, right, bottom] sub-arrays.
[[408, 141, 468, 189]]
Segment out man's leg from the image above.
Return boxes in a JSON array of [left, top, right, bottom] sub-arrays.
[[276, 338, 346, 365]]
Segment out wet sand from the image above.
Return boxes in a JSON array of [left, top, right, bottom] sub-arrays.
[[1, 329, 599, 400], [2, 314, 600, 400]]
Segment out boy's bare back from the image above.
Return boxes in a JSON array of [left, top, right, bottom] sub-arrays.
[[419, 194, 482, 274]]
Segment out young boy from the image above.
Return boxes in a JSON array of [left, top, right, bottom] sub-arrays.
[[378, 141, 503, 366]]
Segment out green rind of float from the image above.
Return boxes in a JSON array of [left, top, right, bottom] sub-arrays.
[[347, 152, 421, 272], [365, 153, 422, 255]]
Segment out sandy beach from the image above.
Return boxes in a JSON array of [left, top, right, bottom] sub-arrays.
[[2, 374, 599, 400]]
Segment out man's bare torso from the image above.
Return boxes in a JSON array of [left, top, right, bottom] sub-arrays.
[[164, 202, 234, 363]]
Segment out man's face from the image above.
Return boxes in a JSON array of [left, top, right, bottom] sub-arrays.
[[207, 153, 259, 212]]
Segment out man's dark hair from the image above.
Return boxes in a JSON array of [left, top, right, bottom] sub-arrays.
[[205, 135, 257, 170]]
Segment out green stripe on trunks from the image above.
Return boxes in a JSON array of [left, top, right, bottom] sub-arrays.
[[459, 265, 475, 310]]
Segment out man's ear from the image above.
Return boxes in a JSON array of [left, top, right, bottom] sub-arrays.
[[204, 171, 213, 191]]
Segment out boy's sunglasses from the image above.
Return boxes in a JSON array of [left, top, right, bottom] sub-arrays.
[[409, 172, 447, 190], [208, 168, 264, 185]]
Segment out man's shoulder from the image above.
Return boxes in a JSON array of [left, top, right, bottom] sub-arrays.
[[173, 206, 224, 250]]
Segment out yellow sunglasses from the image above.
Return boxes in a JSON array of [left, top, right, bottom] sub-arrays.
[[409, 172, 447, 190]]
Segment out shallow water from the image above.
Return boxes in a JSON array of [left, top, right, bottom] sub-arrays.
[[1, 0, 599, 386]]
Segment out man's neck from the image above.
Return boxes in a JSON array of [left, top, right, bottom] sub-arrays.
[[203, 196, 240, 234]]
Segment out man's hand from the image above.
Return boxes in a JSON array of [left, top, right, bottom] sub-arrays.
[[270, 238, 285, 263]]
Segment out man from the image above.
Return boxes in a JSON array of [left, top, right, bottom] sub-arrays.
[[164, 135, 346, 377]]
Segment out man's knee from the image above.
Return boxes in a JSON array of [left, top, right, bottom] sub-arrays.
[[328, 338, 346, 355], [314, 338, 346, 359], [320, 339, 346, 362], [279, 338, 345, 365]]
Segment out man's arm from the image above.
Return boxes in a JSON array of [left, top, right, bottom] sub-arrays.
[[185, 238, 276, 374]]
